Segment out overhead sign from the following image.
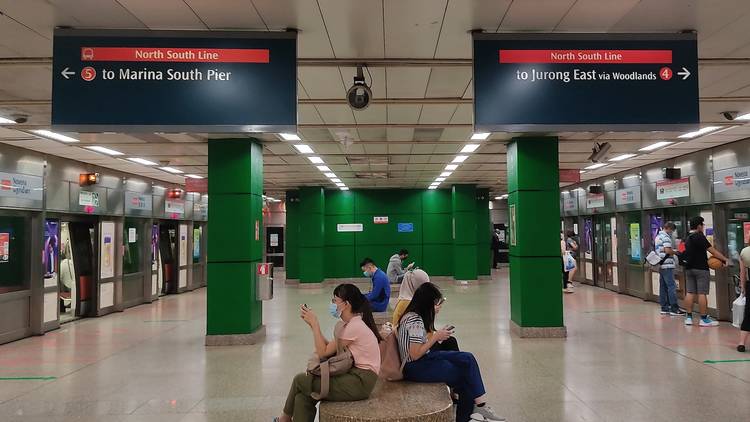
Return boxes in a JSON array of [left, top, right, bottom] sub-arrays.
[[185, 178, 208, 193], [616, 187, 640, 206], [397, 223, 414, 233], [473, 33, 698, 131], [559, 169, 581, 183], [373, 216, 389, 224], [79, 191, 100, 207], [124, 191, 152, 212], [0, 172, 43, 201], [337, 223, 363, 232], [656, 177, 690, 200], [563, 196, 577, 212], [52, 29, 297, 132], [586, 193, 605, 209], [714, 166, 750, 193]]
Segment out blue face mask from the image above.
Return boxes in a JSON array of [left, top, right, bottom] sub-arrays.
[[329, 302, 342, 319], [363, 270, 372, 277]]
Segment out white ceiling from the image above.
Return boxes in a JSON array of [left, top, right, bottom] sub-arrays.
[[1, 0, 750, 195]]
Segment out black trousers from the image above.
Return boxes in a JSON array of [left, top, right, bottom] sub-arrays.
[[562, 257, 570, 288]]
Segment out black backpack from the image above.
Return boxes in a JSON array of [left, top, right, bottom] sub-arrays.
[[677, 233, 695, 267]]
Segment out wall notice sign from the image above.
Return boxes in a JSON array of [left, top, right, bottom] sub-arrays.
[[337, 223, 363, 232], [79, 191, 100, 207], [735, 213, 750, 220], [586, 193, 605, 209], [100, 221, 115, 279], [744, 222, 750, 245], [397, 223, 414, 233], [509, 204, 517, 246], [0, 232, 9, 263], [373, 216, 389, 224], [51, 29, 297, 132], [615, 187, 640, 206], [269, 233, 279, 247], [0, 171, 43, 201], [179, 224, 188, 266], [473, 33, 698, 131], [563, 196, 577, 212], [656, 177, 690, 200], [125, 191, 152, 212], [257, 263, 270, 276], [165, 199, 185, 216], [128, 228, 137, 243]]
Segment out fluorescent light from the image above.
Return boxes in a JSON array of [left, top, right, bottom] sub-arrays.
[[439, 172, 452, 177], [331, 178, 342, 183], [308, 156, 324, 164], [461, 144, 480, 153], [316, 165, 331, 172], [639, 141, 673, 151], [159, 166, 184, 174], [561, 190, 570, 194], [623, 174, 640, 180], [185, 174, 203, 179], [0, 116, 15, 124], [738, 113, 750, 121], [279, 133, 301, 141], [500, 194, 508, 199], [445, 164, 459, 171], [340, 187, 349, 191], [494, 196, 502, 200], [678, 126, 720, 139], [324, 173, 336, 178], [609, 153, 637, 162], [293, 144, 314, 154], [428, 186, 438, 190], [86, 145, 123, 156], [471, 132, 490, 140], [579, 170, 587, 174], [452, 155, 469, 163], [335, 183, 346, 187], [31, 129, 79, 143], [435, 177, 446, 182], [127, 157, 157, 166], [584, 163, 608, 170]]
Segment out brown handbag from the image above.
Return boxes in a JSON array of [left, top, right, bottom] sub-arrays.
[[378, 331, 406, 381], [306, 321, 354, 400]]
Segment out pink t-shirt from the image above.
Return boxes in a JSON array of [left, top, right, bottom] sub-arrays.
[[338, 316, 381, 375]]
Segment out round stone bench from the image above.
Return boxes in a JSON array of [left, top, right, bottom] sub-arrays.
[[319, 380, 453, 422]]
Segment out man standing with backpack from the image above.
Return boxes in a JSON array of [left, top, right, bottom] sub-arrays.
[[683, 216, 729, 327]]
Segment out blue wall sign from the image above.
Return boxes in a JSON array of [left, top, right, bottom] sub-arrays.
[[397, 223, 414, 233], [473, 33, 698, 132], [52, 29, 297, 132]]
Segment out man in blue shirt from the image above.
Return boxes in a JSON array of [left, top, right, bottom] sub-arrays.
[[360, 257, 390, 312]]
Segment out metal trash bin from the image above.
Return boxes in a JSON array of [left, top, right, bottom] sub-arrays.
[[256, 263, 274, 301]]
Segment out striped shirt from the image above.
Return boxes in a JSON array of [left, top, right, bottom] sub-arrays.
[[397, 312, 428, 363], [655, 230, 676, 269]]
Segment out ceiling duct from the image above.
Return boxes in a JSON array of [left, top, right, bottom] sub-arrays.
[[355, 172, 388, 179], [346, 156, 389, 166]]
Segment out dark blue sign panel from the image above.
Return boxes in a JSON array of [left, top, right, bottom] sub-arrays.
[[52, 29, 296, 132], [397, 223, 414, 233], [473, 33, 698, 132]]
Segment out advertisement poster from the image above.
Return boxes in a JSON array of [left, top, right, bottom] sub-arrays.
[[656, 177, 690, 200], [100, 221, 115, 279], [584, 219, 593, 259], [151, 224, 159, 271], [610, 217, 618, 263], [586, 193, 605, 209], [0, 232, 9, 263], [649, 215, 662, 245], [629, 223, 641, 261], [43, 220, 59, 285], [509, 204, 517, 246], [563, 196, 577, 212], [179, 224, 188, 267], [193, 227, 201, 262], [615, 187, 640, 206], [128, 227, 137, 243], [165, 199, 185, 216], [79, 190, 100, 207], [744, 222, 750, 245]]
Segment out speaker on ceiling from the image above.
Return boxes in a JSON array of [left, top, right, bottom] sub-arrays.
[[664, 167, 681, 180], [589, 185, 603, 195]]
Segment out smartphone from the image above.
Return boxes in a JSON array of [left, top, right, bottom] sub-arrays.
[[302, 303, 309, 310], [437, 297, 447, 306], [446, 325, 455, 331]]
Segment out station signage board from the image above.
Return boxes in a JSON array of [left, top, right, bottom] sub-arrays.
[[656, 177, 690, 200], [79, 191, 100, 207], [337, 223, 363, 233], [397, 223, 414, 233], [473, 33, 698, 131], [714, 166, 750, 193], [586, 193, 605, 209], [165, 199, 185, 216], [125, 191, 152, 212], [0, 172, 43, 201], [562, 196, 577, 212], [615, 187, 640, 206], [373, 216, 389, 224], [52, 29, 297, 132]]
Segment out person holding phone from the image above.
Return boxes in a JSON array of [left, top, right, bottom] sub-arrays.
[[397, 283, 504, 422]]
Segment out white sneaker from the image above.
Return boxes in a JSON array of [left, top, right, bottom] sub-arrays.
[[684, 315, 693, 326], [471, 405, 505, 421], [699, 316, 719, 327]]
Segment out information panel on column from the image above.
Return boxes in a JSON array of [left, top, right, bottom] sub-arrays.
[[473, 33, 698, 132], [52, 29, 296, 133]]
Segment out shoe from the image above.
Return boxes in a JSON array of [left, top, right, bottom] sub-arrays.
[[738, 345, 746, 353], [563, 288, 574, 294], [471, 405, 505, 422], [669, 309, 686, 316], [660, 309, 669, 315], [699, 316, 719, 327], [684, 315, 693, 326]]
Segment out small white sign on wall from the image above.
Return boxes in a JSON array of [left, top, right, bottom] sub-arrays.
[[337, 223, 363, 232]]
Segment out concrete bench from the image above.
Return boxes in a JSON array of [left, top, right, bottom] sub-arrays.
[[319, 380, 453, 421], [372, 312, 391, 327]]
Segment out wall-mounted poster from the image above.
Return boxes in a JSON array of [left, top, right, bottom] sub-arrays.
[[584, 219, 593, 259], [509, 204, 517, 246], [100, 221, 115, 279], [193, 227, 201, 262], [43, 220, 59, 287], [0, 232, 9, 263], [629, 223, 641, 262], [179, 224, 188, 267], [744, 222, 750, 245], [656, 177, 690, 200]]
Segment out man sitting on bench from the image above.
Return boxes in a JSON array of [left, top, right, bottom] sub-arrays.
[[361, 258, 390, 312], [387, 249, 414, 284]]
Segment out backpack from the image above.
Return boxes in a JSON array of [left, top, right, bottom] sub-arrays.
[[378, 331, 406, 381]]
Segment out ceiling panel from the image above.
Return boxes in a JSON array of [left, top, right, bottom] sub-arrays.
[[252, 0, 334, 57], [499, 0, 576, 31], [387, 105, 422, 124], [384, 0, 446, 58], [449, 104, 473, 125], [48, 0, 148, 28], [118, 0, 207, 29], [0, 0, 80, 38], [425, 67, 472, 97], [386, 128, 415, 141], [318, 0, 384, 58], [299, 104, 324, 124], [418, 104, 458, 124], [385, 68, 431, 98], [316, 104, 356, 124], [610, 0, 697, 33], [353, 105, 387, 125], [339, 66, 386, 98], [555, 0, 639, 32], [0, 13, 52, 56], [298, 67, 346, 98], [434, 0, 511, 58], [185, 0, 266, 29]]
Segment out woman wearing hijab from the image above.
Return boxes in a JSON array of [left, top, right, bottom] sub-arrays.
[[391, 269, 430, 326]]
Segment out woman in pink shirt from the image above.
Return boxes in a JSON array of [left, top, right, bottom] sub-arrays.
[[275, 284, 382, 422]]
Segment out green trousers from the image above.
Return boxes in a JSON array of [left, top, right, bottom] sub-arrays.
[[283, 367, 378, 422]]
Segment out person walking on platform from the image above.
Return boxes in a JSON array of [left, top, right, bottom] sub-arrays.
[[736, 246, 750, 352], [683, 216, 728, 327], [361, 258, 390, 312], [655, 222, 685, 316]]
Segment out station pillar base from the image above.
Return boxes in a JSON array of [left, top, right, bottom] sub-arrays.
[[205, 325, 266, 346]]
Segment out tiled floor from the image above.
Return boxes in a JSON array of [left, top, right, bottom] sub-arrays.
[[1, 269, 750, 421]]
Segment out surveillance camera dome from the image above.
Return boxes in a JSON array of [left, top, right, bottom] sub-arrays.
[[12, 115, 28, 124], [722, 111, 738, 121], [347, 65, 371, 110]]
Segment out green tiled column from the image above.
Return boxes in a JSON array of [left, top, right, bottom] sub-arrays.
[[205, 139, 265, 345], [476, 188, 491, 277], [299, 187, 325, 283], [285, 190, 300, 280], [452, 184, 478, 281], [507, 137, 566, 337]]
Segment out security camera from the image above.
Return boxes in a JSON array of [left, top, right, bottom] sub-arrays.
[[587, 142, 612, 163], [12, 115, 28, 124], [346, 65, 372, 110], [722, 111, 738, 121]]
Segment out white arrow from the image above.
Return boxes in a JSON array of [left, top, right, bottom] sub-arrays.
[[61, 67, 75, 79], [677, 67, 691, 80]]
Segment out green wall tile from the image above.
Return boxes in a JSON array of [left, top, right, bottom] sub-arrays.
[[453, 244, 478, 280], [452, 185, 477, 212], [324, 246, 358, 278], [422, 190, 452, 214], [207, 261, 262, 334], [423, 213, 452, 244], [355, 244, 422, 272], [286, 199, 299, 279], [355, 190, 422, 214], [476, 189, 491, 276], [208, 139, 262, 195], [207, 194, 262, 262], [299, 247, 325, 283], [325, 215, 356, 246], [508, 190, 561, 258], [507, 137, 559, 192], [422, 244, 453, 276], [453, 211, 478, 245], [325, 190, 355, 215], [355, 213, 421, 246], [509, 255, 563, 327], [300, 186, 324, 210]]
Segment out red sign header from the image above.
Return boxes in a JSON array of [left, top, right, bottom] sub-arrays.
[[80, 47, 270, 63], [499, 49, 672, 64]]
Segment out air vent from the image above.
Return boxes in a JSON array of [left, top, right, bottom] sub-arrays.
[[346, 156, 389, 166], [413, 128, 444, 141], [355, 172, 388, 179]]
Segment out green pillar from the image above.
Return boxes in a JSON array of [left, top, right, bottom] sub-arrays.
[[285, 190, 300, 280], [299, 187, 325, 283], [476, 188, 491, 277], [507, 137, 566, 337], [452, 184, 478, 281], [205, 139, 265, 345]]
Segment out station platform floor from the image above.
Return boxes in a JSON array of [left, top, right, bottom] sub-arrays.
[[1, 269, 750, 422]]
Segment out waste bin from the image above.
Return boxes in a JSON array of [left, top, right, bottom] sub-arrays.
[[256, 263, 274, 300]]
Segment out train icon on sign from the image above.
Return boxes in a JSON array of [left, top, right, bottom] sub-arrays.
[[81, 48, 94, 60]]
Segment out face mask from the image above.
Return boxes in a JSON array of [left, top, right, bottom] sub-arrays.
[[328, 302, 342, 319], [363, 270, 372, 277]]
